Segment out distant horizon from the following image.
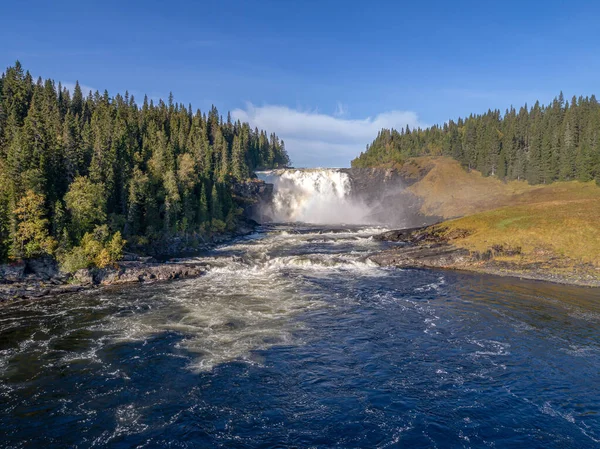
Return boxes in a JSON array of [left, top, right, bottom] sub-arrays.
[[3, 0, 600, 167], [5, 59, 594, 170]]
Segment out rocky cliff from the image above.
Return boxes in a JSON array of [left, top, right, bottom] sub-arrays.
[[341, 166, 439, 227]]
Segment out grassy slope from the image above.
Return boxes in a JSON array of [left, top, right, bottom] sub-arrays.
[[402, 157, 600, 279]]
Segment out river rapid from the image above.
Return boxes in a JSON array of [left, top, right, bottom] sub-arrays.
[[1, 224, 599, 448]]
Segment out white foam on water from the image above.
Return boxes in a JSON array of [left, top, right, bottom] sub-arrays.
[[414, 276, 446, 293], [91, 225, 390, 372]]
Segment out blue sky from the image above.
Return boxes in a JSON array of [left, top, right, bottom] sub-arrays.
[[2, 0, 600, 167]]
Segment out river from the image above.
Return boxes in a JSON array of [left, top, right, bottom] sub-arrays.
[[1, 224, 599, 448]]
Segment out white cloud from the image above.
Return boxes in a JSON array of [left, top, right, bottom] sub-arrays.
[[334, 101, 348, 117], [231, 103, 425, 168]]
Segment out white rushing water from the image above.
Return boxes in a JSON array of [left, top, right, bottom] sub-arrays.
[[0, 226, 391, 382], [3, 224, 600, 447], [63, 226, 389, 372], [258, 169, 372, 224]]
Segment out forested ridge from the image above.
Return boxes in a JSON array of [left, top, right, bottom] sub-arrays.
[[352, 93, 600, 185], [0, 62, 289, 269]]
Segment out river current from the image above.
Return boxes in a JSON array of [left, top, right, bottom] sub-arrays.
[[1, 224, 599, 448]]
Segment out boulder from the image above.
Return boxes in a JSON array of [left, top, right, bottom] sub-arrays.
[[0, 262, 26, 283], [74, 269, 94, 285], [26, 257, 59, 280], [370, 244, 470, 268]]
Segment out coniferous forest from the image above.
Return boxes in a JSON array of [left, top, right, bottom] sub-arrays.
[[0, 62, 290, 269], [352, 93, 600, 185]]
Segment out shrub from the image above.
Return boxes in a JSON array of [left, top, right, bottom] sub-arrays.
[[59, 227, 127, 273], [94, 248, 112, 268], [107, 232, 126, 261], [210, 219, 226, 233], [59, 246, 90, 273]]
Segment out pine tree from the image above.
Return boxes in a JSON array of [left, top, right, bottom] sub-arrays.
[[210, 183, 222, 221], [231, 134, 248, 180], [198, 183, 208, 224], [0, 62, 290, 263]]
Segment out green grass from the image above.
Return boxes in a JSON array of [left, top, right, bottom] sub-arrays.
[[437, 198, 600, 267], [495, 216, 529, 230], [395, 156, 600, 281]]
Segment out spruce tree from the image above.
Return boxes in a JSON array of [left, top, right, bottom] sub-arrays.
[[210, 184, 222, 221], [0, 62, 290, 263]]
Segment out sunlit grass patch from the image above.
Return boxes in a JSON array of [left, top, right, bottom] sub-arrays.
[[437, 199, 600, 266], [405, 156, 600, 219]]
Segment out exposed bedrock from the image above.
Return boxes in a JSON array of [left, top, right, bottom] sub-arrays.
[[255, 166, 439, 227]]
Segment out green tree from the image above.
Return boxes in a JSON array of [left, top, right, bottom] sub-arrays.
[[0, 62, 290, 263], [11, 190, 56, 259], [64, 176, 106, 238], [198, 183, 209, 224], [210, 183, 222, 221]]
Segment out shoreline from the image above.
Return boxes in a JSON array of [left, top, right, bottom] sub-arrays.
[[4, 221, 599, 303], [370, 228, 600, 288], [0, 224, 258, 303]]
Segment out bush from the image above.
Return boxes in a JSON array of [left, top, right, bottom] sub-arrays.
[[58, 227, 127, 273], [210, 219, 226, 233], [59, 246, 90, 273], [107, 232, 126, 261], [94, 248, 112, 268]]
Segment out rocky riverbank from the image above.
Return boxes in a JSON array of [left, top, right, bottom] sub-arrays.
[[0, 221, 259, 303], [0, 259, 208, 301], [370, 226, 600, 287], [0, 178, 271, 303]]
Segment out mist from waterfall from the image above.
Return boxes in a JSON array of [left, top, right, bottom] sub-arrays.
[[257, 169, 373, 224]]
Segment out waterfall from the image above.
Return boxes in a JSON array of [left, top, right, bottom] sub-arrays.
[[257, 169, 371, 224]]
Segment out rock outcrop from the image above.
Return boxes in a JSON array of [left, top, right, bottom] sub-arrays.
[[370, 243, 470, 268], [233, 178, 274, 223], [0, 259, 208, 302], [370, 226, 471, 268], [85, 261, 206, 286], [370, 226, 600, 287]]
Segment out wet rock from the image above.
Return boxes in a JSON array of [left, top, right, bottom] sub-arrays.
[[114, 262, 206, 284], [371, 225, 472, 268], [0, 282, 88, 302], [233, 179, 274, 223], [74, 269, 94, 285], [232, 178, 273, 202], [374, 226, 431, 243], [370, 244, 471, 268], [0, 262, 26, 283], [26, 257, 59, 280], [57, 285, 84, 294], [70, 262, 207, 287]]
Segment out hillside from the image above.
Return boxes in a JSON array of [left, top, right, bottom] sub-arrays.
[[352, 93, 600, 186], [401, 156, 600, 218], [373, 157, 600, 285], [0, 62, 289, 271]]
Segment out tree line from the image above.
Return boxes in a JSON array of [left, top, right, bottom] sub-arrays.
[[352, 92, 600, 185], [0, 62, 290, 269]]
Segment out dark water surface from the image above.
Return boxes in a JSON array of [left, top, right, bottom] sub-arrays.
[[1, 225, 599, 448]]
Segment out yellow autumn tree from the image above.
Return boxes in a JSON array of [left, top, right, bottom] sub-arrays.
[[12, 190, 57, 259]]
